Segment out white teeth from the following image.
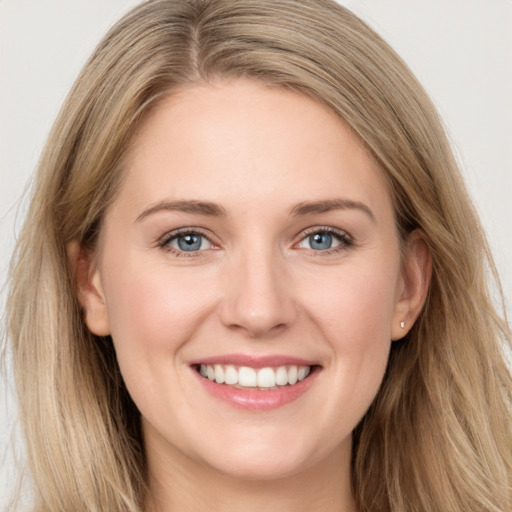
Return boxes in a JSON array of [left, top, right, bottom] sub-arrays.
[[257, 367, 276, 388], [238, 367, 257, 387], [199, 363, 312, 388], [275, 366, 288, 386], [214, 364, 225, 384], [288, 365, 298, 385], [224, 365, 238, 385]]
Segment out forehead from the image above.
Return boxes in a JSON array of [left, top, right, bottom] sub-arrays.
[[116, 79, 392, 221]]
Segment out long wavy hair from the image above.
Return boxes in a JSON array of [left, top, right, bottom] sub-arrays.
[[4, 0, 511, 510]]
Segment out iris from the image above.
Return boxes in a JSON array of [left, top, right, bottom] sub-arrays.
[[177, 234, 203, 251], [308, 232, 334, 250]]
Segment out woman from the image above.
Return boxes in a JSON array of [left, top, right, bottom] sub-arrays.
[[4, 0, 511, 510]]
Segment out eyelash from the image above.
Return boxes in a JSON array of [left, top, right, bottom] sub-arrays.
[[157, 228, 216, 258], [157, 226, 354, 257], [297, 226, 354, 255]]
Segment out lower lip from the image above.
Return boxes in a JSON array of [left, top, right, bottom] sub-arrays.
[[193, 367, 320, 411]]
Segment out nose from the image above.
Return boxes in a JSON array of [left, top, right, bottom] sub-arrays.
[[219, 248, 297, 338]]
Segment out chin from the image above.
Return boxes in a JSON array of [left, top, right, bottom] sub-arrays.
[[194, 432, 338, 482], [207, 452, 313, 481]]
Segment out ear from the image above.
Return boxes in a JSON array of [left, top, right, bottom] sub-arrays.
[[391, 231, 432, 340], [67, 241, 110, 336]]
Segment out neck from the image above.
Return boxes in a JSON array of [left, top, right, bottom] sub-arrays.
[[144, 434, 356, 512]]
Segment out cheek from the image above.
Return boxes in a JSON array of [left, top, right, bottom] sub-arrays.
[[101, 257, 218, 371], [297, 258, 398, 400], [300, 259, 399, 342], [100, 262, 219, 421]]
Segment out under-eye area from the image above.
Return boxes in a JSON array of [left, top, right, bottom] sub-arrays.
[[193, 364, 321, 390]]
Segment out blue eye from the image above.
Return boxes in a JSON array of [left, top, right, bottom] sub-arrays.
[[167, 233, 212, 252], [309, 232, 334, 250], [298, 229, 350, 251]]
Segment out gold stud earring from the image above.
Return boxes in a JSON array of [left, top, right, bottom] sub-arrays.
[[400, 321, 405, 329]]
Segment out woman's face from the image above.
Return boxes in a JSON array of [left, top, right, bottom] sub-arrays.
[[81, 79, 426, 481]]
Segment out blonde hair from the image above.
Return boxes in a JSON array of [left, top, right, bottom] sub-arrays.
[[4, 0, 511, 510]]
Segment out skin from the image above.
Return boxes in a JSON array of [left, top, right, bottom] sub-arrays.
[[78, 79, 430, 512]]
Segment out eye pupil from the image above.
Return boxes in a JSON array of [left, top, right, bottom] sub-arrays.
[[178, 234, 202, 251], [309, 232, 332, 250]]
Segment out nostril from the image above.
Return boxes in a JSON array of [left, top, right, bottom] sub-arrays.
[[226, 320, 288, 338]]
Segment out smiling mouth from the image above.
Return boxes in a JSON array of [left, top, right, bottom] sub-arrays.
[[194, 363, 318, 391]]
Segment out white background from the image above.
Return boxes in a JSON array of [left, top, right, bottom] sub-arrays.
[[1, 0, 511, 505]]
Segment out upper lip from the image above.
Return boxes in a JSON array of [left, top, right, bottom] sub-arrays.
[[189, 354, 320, 369]]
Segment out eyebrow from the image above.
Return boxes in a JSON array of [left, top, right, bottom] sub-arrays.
[[135, 197, 375, 223], [290, 199, 375, 222], [135, 200, 227, 222]]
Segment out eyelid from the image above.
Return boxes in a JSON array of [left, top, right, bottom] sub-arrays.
[[300, 225, 351, 237]]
